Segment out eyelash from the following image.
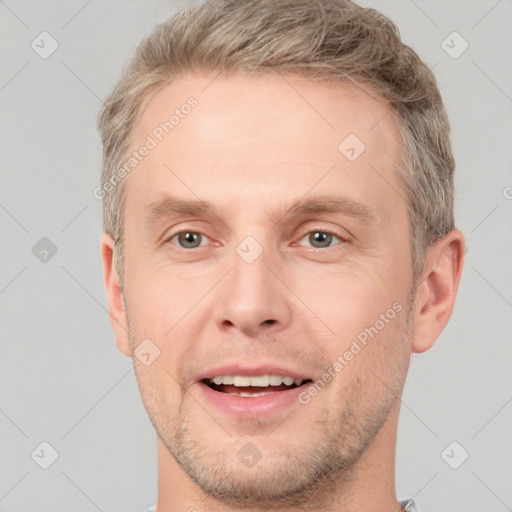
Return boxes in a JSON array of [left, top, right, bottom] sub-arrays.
[[166, 228, 346, 250], [295, 229, 346, 249]]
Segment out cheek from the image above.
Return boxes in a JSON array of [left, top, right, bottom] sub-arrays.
[[321, 301, 411, 413], [125, 266, 213, 378], [125, 263, 200, 335], [133, 360, 184, 433], [292, 264, 399, 342], [292, 264, 411, 393]]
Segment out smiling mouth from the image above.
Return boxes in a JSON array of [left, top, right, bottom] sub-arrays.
[[201, 377, 313, 397]]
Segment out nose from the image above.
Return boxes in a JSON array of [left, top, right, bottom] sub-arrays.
[[214, 247, 292, 338]]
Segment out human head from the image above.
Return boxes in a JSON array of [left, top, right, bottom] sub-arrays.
[[98, 1, 465, 509], [97, 0, 455, 289]]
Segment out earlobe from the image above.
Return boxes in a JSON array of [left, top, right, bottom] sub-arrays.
[[411, 229, 465, 354], [100, 233, 132, 357]]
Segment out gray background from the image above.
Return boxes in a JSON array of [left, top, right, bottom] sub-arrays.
[[1, 0, 511, 511]]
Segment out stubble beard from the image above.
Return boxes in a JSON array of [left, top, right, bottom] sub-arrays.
[[128, 298, 415, 510]]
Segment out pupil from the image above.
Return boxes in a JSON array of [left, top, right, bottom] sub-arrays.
[[311, 232, 331, 247], [180, 232, 200, 248]]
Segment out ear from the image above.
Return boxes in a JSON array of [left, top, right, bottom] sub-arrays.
[[411, 229, 465, 353], [101, 233, 132, 357]]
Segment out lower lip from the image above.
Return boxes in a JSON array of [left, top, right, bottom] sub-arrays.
[[197, 381, 310, 418]]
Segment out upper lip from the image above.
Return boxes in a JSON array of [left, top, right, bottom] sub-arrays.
[[194, 363, 312, 383]]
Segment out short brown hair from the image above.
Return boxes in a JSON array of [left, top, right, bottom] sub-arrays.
[[98, 0, 455, 286]]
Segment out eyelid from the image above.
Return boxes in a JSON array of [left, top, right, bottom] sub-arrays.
[[163, 226, 348, 250], [166, 229, 214, 249], [293, 227, 348, 248], [161, 217, 217, 241], [292, 218, 352, 240]]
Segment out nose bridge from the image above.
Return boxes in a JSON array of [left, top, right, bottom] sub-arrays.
[[214, 235, 292, 335], [232, 241, 270, 293]]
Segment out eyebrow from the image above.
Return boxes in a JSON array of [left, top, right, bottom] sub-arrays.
[[144, 193, 376, 228], [287, 196, 375, 222], [145, 196, 214, 228]]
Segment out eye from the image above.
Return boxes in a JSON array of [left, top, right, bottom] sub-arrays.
[[297, 230, 344, 249], [168, 231, 209, 249]]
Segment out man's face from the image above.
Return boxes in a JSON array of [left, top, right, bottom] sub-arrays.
[[119, 73, 416, 506]]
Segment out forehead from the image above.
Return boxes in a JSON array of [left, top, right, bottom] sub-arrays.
[[134, 72, 398, 155], [125, 72, 403, 219]]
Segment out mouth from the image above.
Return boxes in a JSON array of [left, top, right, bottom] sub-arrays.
[[195, 365, 316, 417], [200, 375, 313, 397]]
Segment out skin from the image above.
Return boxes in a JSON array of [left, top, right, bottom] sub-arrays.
[[101, 72, 465, 512]]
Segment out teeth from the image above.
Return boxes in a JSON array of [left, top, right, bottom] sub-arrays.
[[250, 375, 273, 387], [233, 376, 251, 386], [269, 375, 283, 386], [209, 375, 304, 387], [237, 391, 274, 397]]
